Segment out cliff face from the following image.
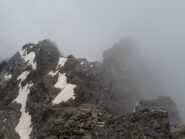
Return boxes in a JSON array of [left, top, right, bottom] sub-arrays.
[[136, 96, 182, 125], [102, 38, 164, 115], [0, 39, 182, 139], [0, 40, 112, 139]]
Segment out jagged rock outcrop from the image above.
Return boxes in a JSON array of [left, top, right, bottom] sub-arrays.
[[103, 39, 140, 114], [39, 105, 171, 139], [171, 124, 185, 139], [102, 38, 164, 115], [136, 96, 182, 125], [0, 39, 181, 139]]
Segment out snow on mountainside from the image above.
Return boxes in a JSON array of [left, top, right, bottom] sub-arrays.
[[4, 73, 12, 80], [13, 46, 36, 139], [52, 73, 76, 104], [0, 39, 109, 139], [48, 57, 77, 104], [0, 39, 183, 139]]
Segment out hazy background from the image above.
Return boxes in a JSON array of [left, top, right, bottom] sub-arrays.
[[1, 0, 185, 121]]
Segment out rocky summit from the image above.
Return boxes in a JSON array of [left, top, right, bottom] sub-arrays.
[[0, 39, 184, 139]]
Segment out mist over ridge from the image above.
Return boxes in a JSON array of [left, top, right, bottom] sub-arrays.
[[0, 0, 185, 128]]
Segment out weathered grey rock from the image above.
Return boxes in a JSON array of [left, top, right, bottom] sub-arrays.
[[171, 124, 185, 139], [136, 96, 182, 125], [94, 108, 171, 139], [0, 39, 180, 139], [44, 135, 58, 139], [33, 104, 172, 139], [102, 38, 164, 115]]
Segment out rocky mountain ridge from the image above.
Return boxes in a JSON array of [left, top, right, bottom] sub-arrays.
[[0, 39, 184, 139]]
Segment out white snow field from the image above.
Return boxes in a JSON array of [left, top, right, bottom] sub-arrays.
[[13, 48, 37, 139], [4, 73, 12, 80], [49, 57, 67, 77], [19, 47, 37, 70], [57, 57, 67, 69], [13, 71, 33, 139], [52, 73, 76, 104], [49, 57, 77, 104]]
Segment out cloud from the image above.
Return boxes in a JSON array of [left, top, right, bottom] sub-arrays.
[[1, 0, 185, 121]]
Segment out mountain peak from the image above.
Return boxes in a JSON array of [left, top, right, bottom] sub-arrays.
[[0, 39, 183, 138], [19, 40, 61, 75]]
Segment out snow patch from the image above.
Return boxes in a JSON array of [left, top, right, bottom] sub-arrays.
[[52, 73, 76, 104], [3, 118, 6, 122], [13, 71, 33, 139], [57, 57, 67, 69], [48, 70, 59, 77], [52, 84, 76, 104], [29, 46, 33, 49], [19, 49, 37, 70], [4, 73, 12, 80], [48, 57, 67, 77], [17, 71, 30, 83], [54, 73, 67, 89], [90, 64, 94, 67], [48, 57, 77, 105], [80, 61, 85, 65], [24, 52, 37, 70], [12, 47, 37, 139], [14, 83, 33, 139]]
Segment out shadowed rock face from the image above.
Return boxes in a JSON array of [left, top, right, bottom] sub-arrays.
[[103, 42, 140, 114], [0, 39, 181, 139], [102, 38, 164, 115]]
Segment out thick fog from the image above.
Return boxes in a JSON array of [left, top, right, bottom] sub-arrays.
[[1, 0, 185, 121]]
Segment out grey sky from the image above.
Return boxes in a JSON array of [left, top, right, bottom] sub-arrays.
[[0, 0, 184, 61], [1, 0, 185, 121]]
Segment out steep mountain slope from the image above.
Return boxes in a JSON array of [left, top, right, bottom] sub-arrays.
[[0, 39, 182, 139], [0, 40, 112, 139]]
